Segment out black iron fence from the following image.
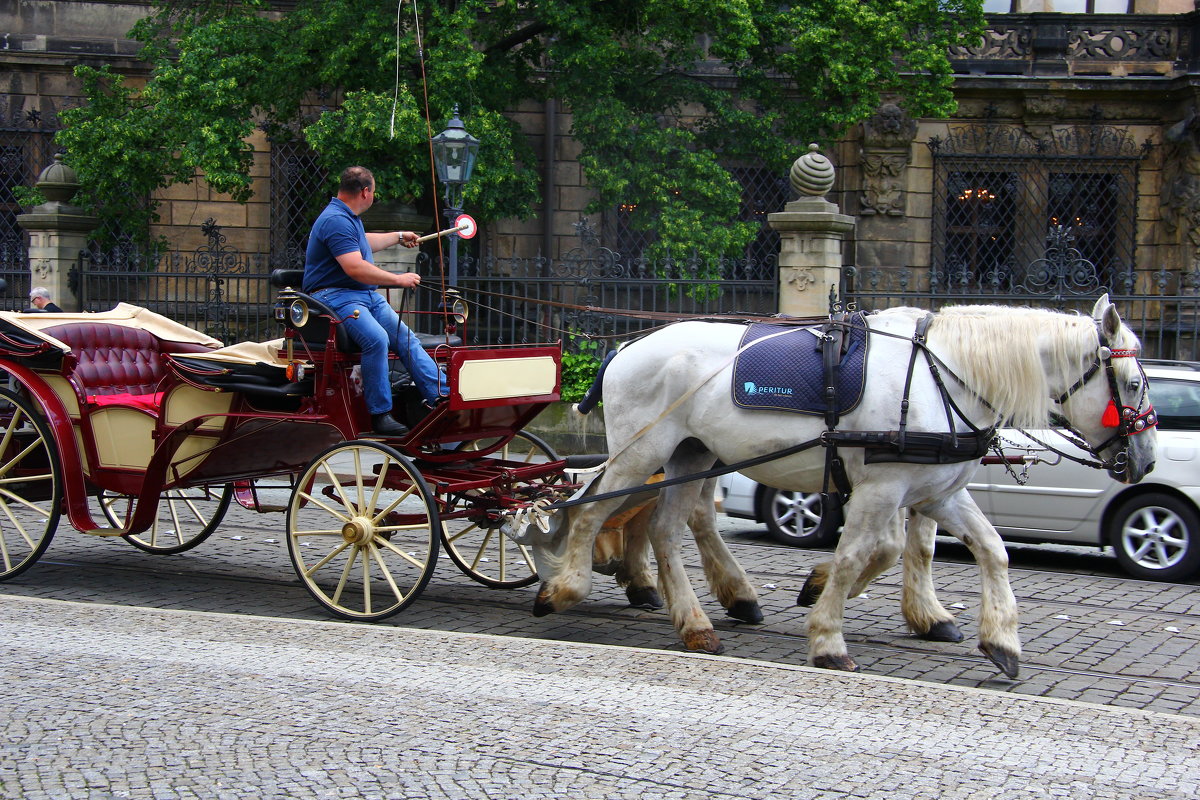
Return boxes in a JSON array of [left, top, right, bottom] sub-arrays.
[[72, 220, 276, 344], [67, 219, 778, 349], [410, 220, 779, 352]]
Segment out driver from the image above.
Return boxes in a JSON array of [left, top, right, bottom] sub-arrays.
[[303, 166, 446, 436]]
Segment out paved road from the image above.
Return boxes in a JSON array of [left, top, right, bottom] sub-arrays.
[[3, 595, 1198, 800], [3, 503, 1198, 718]]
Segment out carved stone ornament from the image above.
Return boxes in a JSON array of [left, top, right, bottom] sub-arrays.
[[860, 103, 916, 217], [860, 153, 909, 216], [862, 103, 917, 150], [782, 267, 817, 291], [789, 144, 835, 197], [1023, 95, 1066, 120]]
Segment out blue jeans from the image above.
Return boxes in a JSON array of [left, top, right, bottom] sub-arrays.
[[312, 288, 445, 414]]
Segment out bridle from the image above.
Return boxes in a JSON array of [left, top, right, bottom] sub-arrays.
[[1048, 322, 1158, 475]]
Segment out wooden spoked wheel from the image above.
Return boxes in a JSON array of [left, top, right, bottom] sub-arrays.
[[286, 441, 440, 621], [440, 431, 558, 589], [101, 484, 233, 554], [0, 386, 61, 580]]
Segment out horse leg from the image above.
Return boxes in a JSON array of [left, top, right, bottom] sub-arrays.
[[901, 509, 964, 643], [639, 449, 729, 653], [806, 495, 901, 672], [917, 491, 1021, 678], [614, 503, 663, 609], [533, 459, 662, 616], [797, 511, 903, 606], [688, 477, 762, 624], [846, 511, 903, 597]]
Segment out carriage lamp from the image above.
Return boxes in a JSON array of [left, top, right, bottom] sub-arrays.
[[431, 106, 480, 287]]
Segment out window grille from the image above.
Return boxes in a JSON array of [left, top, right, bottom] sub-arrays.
[[269, 134, 329, 270], [929, 118, 1145, 293]]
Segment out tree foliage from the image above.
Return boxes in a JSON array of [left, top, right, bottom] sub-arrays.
[[58, 0, 983, 255]]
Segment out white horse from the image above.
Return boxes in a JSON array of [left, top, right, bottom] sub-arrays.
[[525, 296, 1157, 678]]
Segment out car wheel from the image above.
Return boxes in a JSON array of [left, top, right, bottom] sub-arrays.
[[757, 488, 842, 547], [1107, 492, 1200, 581]]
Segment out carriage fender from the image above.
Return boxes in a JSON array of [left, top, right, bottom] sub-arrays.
[[0, 362, 103, 533]]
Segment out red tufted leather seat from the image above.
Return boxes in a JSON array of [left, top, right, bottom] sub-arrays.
[[43, 323, 214, 400]]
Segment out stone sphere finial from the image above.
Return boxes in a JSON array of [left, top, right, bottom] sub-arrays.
[[35, 153, 81, 205], [790, 143, 835, 198]]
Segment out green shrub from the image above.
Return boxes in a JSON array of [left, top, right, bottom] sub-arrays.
[[560, 337, 606, 404]]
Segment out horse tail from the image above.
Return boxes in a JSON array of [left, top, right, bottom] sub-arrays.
[[573, 349, 619, 416]]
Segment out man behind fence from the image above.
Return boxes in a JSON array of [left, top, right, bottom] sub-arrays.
[[29, 287, 63, 313]]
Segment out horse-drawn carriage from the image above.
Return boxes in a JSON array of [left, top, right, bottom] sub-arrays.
[[0, 269, 574, 620], [0, 270, 1161, 680]]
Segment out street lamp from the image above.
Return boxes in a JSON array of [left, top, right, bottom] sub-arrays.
[[431, 106, 480, 286]]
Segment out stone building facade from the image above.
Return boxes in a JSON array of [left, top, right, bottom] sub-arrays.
[[4, 0, 1200, 304]]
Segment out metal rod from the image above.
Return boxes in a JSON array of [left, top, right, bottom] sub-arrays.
[[415, 220, 465, 242]]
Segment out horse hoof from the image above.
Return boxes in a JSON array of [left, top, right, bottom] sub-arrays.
[[918, 619, 965, 643], [532, 585, 556, 617], [812, 653, 859, 672], [796, 576, 823, 607], [726, 599, 764, 624], [979, 642, 1020, 679], [683, 629, 724, 654], [626, 585, 664, 609]]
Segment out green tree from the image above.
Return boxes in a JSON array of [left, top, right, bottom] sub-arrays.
[[58, 0, 983, 256]]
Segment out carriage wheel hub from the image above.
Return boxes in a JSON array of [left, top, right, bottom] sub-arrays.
[[342, 516, 374, 545]]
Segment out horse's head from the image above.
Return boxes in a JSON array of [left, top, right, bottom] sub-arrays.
[[1057, 295, 1158, 484]]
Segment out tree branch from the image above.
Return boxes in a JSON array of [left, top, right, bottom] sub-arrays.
[[484, 21, 550, 56]]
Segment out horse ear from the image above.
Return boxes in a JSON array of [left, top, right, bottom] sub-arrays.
[[1092, 293, 1122, 339], [1102, 303, 1122, 339]]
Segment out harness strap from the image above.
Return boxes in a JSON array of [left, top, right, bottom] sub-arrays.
[[544, 435, 827, 511]]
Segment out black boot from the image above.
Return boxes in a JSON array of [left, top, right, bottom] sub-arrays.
[[371, 413, 409, 437]]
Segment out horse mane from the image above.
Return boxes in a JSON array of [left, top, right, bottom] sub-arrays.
[[922, 305, 1120, 429]]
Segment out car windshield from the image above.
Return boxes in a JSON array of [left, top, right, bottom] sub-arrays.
[[1149, 376, 1200, 431]]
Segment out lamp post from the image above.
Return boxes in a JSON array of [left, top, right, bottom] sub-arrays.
[[431, 106, 480, 287]]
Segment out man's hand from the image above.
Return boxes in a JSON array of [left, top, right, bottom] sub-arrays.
[[400, 231, 419, 248], [391, 272, 421, 289]]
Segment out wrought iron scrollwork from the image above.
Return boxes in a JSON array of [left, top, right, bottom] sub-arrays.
[[1019, 225, 1105, 299]]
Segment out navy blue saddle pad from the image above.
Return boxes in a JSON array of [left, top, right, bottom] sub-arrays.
[[732, 317, 869, 415]]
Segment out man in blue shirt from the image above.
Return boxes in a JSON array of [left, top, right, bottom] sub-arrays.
[[304, 166, 445, 436]]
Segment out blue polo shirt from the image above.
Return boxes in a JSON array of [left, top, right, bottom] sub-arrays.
[[303, 198, 377, 292]]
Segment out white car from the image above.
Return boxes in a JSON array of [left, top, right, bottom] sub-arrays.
[[717, 361, 1200, 582]]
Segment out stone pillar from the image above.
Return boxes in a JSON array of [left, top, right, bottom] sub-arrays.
[[16, 154, 99, 313], [768, 144, 855, 317]]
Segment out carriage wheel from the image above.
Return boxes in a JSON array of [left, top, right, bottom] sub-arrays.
[[440, 431, 558, 589], [101, 484, 233, 554], [0, 387, 62, 580], [286, 440, 440, 621]]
